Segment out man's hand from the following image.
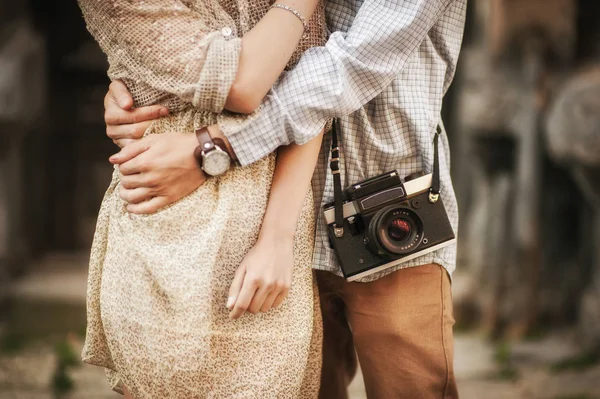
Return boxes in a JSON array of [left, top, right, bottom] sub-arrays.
[[104, 80, 169, 148], [109, 132, 206, 214]]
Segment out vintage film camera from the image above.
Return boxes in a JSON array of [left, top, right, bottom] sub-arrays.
[[323, 170, 456, 281]]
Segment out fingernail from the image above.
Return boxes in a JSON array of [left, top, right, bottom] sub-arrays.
[[226, 297, 235, 309], [160, 108, 169, 116], [120, 97, 131, 108]]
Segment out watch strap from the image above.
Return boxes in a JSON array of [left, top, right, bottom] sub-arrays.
[[195, 127, 229, 156], [196, 127, 214, 153]]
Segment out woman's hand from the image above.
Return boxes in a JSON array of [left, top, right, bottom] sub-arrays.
[[227, 232, 294, 319], [109, 132, 206, 214]]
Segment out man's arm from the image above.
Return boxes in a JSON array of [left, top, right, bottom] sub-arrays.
[[220, 0, 466, 166], [106, 0, 464, 156]]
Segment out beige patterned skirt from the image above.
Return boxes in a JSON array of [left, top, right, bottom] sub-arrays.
[[81, 112, 322, 398]]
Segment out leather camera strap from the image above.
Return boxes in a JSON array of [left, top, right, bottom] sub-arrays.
[[330, 119, 345, 238], [429, 125, 441, 203]]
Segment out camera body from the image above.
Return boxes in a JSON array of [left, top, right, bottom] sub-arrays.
[[324, 171, 455, 281]]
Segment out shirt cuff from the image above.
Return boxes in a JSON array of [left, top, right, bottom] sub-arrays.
[[217, 94, 290, 167]]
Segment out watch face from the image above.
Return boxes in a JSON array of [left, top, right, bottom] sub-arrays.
[[203, 149, 231, 176]]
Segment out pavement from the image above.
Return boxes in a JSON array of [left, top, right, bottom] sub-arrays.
[[1, 254, 599, 398]]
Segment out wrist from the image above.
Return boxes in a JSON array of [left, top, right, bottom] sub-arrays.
[[274, 0, 318, 21], [207, 124, 237, 161], [258, 220, 295, 244], [185, 131, 199, 149]]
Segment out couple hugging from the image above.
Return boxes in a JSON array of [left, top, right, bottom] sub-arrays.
[[78, 0, 466, 397]]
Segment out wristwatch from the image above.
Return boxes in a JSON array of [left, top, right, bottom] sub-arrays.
[[194, 127, 232, 176]]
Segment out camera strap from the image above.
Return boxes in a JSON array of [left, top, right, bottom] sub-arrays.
[[328, 119, 443, 238], [429, 125, 441, 203], [330, 119, 345, 238]]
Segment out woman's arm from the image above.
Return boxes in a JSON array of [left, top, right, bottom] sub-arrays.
[[225, 1, 320, 113], [78, 0, 319, 114], [227, 131, 324, 319], [261, 138, 324, 241]]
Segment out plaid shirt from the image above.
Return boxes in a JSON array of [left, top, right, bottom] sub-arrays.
[[219, 0, 467, 282]]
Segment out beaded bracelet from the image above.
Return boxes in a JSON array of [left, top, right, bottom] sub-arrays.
[[269, 4, 309, 37]]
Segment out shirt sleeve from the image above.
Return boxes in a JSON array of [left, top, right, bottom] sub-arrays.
[[220, 0, 459, 166], [78, 0, 241, 113]]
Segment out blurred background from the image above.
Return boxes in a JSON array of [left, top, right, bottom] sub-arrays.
[[1, 0, 600, 398]]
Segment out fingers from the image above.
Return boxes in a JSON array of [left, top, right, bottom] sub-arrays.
[[247, 286, 270, 314], [260, 290, 280, 313], [113, 138, 138, 148], [110, 140, 150, 166], [229, 276, 258, 320], [126, 196, 170, 214], [119, 173, 157, 190], [105, 104, 169, 126], [227, 264, 246, 310], [107, 120, 153, 141], [271, 287, 290, 309], [118, 159, 145, 176], [107, 80, 134, 110], [119, 186, 154, 204], [229, 274, 288, 318]]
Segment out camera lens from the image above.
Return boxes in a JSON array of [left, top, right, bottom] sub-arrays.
[[388, 218, 411, 241], [368, 206, 423, 256]]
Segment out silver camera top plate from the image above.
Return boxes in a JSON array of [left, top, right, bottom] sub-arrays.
[[323, 173, 433, 225]]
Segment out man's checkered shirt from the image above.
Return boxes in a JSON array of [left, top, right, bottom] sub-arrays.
[[220, 0, 467, 282]]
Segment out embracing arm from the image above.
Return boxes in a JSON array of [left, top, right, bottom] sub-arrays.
[[79, 0, 318, 114], [225, 1, 321, 113], [96, 0, 321, 212], [221, 0, 467, 166]]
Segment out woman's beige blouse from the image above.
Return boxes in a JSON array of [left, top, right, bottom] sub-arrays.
[[78, 0, 326, 114]]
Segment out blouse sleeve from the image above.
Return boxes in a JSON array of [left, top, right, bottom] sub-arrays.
[[78, 0, 241, 113]]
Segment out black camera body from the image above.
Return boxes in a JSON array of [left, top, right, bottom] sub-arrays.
[[324, 171, 455, 281]]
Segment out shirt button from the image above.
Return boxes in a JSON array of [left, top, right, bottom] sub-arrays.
[[221, 27, 232, 38]]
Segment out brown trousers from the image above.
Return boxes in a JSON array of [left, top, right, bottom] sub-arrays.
[[317, 264, 458, 399]]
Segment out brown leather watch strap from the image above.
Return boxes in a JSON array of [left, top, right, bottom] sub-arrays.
[[213, 137, 227, 152], [195, 127, 214, 153], [195, 127, 229, 156]]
